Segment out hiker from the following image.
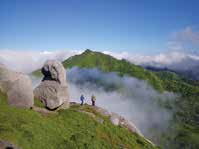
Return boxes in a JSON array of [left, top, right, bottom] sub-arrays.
[[91, 94, 96, 106], [80, 95, 85, 105]]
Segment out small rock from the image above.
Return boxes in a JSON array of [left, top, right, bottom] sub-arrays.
[[110, 112, 121, 126], [0, 140, 21, 149], [78, 109, 105, 124], [119, 118, 143, 136], [94, 106, 111, 117], [110, 115, 120, 125]]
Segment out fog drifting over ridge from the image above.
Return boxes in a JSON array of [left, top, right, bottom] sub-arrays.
[[0, 49, 199, 79], [104, 50, 199, 80], [31, 67, 177, 141]]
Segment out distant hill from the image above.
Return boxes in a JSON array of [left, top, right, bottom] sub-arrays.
[[63, 50, 199, 96], [62, 49, 165, 91], [145, 65, 199, 81]]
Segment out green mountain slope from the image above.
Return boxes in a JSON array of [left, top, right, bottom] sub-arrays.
[[62, 49, 199, 94], [62, 49, 164, 91], [150, 71, 199, 149], [61, 50, 199, 149], [155, 71, 199, 96], [0, 91, 158, 149], [33, 49, 199, 95], [32, 49, 199, 149]]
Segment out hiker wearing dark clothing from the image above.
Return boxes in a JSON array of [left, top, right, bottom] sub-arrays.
[[80, 95, 85, 105], [91, 95, 96, 106]]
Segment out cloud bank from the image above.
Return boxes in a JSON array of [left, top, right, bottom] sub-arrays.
[[0, 50, 82, 73], [170, 26, 199, 47], [1, 48, 199, 79], [104, 50, 199, 80]]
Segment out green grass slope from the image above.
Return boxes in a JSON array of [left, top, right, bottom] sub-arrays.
[[0, 91, 158, 149], [152, 71, 199, 149], [62, 49, 164, 91]]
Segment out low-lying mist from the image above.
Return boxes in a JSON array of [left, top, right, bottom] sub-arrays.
[[31, 67, 177, 142]]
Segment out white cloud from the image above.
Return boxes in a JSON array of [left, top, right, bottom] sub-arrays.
[[168, 26, 199, 51], [65, 67, 177, 140], [172, 26, 199, 45], [105, 50, 199, 79], [0, 50, 82, 73], [167, 41, 184, 51], [103, 50, 199, 65]]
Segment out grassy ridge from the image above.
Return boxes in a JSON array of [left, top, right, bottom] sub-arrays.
[[62, 50, 199, 94], [0, 91, 158, 149], [63, 49, 164, 91]]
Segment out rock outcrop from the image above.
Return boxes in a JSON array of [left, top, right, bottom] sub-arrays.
[[0, 65, 34, 108], [71, 102, 143, 136], [93, 106, 143, 136], [0, 140, 21, 149], [34, 60, 69, 110]]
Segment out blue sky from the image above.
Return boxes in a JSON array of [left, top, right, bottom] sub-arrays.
[[0, 0, 199, 54]]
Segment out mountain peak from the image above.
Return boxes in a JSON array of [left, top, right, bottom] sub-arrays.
[[62, 50, 164, 91], [84, 49, 93, 54]]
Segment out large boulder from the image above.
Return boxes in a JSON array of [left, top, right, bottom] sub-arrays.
[[41, 60, 67, 86], [34, 60, 69, 110], [0, 65, 34, 108]]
